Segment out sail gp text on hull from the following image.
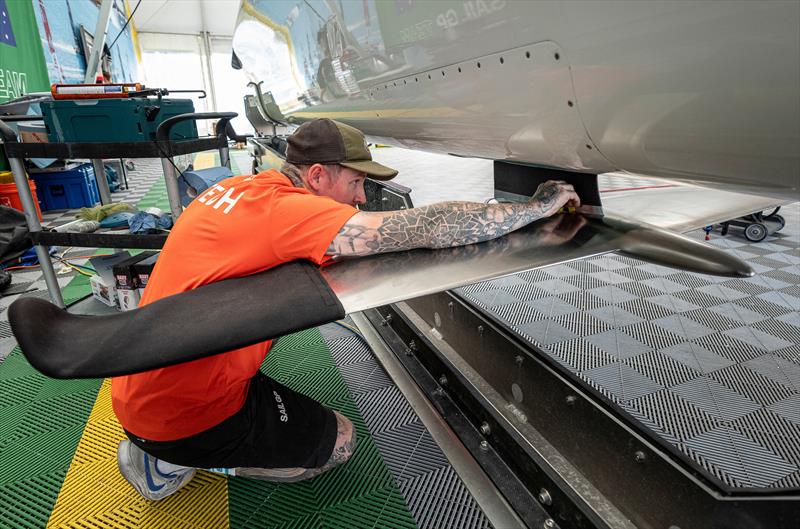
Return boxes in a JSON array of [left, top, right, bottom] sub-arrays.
[[400, 0, 508, 43]]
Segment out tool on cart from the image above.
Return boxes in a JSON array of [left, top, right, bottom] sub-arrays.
[[51, 83, 144, 99], [51, 83, 206, 100]]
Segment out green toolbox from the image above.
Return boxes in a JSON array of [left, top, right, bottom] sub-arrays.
[[40, 97, 198, 143]]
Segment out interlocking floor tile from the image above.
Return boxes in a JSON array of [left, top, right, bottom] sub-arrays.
[[683, 427, 797, 488], [670, 377, 761, 421], [582, 363, 664, 401], [659, 342, 735, 374]]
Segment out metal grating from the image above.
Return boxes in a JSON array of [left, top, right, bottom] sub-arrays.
[[564, 260, 605, 274], [622, 321, 686, 350], [752, 319, 800, 345], [750, 256, 796, 269], [663, 272, 713, 289], [779, 284, 800, 298], [398, 467, 492, 529], [517, 268, 553, 283], [708, 363, 796, 406]]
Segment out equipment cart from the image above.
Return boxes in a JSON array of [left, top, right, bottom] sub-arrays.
[[0, 111, 238, 308]]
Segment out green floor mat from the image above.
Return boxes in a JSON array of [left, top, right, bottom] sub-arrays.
[[0, 167, 171, 527], [228, 328, 417, 529], [0, 348, 102, 529], [135, 178, 171, 212]]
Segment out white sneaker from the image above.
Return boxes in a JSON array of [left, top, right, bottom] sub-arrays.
[[117, 440, 196, 501]]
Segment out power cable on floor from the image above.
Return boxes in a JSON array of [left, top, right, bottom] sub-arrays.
[[333, 320, 371, 349]]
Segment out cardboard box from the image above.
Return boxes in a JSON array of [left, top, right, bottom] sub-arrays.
[[90, 274, 118, 307], [117, 287, 141, 312], [113, 251, 158, 291], [18, 122, 49, 144], [112, 251, 158, 311], [132, 253, 159, 298], [89, 252, 132, 308]]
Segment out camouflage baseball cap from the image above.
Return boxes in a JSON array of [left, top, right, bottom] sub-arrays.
[[286, 118, 398, 180]]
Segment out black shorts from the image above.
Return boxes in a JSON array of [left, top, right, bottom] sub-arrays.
[[125, 372, 338, 469]]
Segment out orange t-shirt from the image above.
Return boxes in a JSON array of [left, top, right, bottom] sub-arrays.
[[111, 170, 357, 441]]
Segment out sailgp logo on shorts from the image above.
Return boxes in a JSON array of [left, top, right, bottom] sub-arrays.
[[273, 390, 288, 422]]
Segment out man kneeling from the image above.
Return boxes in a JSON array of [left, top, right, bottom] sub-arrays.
[[111, 119, 580, 499]]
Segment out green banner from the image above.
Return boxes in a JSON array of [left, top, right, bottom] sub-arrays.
[[0, 0, 50, 104], [0, 0, 49, 169]]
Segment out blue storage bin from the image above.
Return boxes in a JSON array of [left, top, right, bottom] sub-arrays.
[[29, 163, 100, 210]]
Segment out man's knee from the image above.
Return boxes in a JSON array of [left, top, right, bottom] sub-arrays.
[[234, 410, 356, 482]]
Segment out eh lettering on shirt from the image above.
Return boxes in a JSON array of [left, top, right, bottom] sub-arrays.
[[198, 184, 245, 214]]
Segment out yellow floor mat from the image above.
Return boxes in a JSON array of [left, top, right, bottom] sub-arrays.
[[46, 380, 228, 529]]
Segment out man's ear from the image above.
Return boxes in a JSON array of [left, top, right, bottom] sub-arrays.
[[305, 164, 324, 192]]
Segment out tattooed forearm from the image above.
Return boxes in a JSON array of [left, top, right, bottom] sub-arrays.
[[377, 201, 550, 249], [328, 199, 553, 257], [326, 179, 576, 258]]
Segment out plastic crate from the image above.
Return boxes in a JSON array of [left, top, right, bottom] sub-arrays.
[[29, 163, 100, 210], [40, 97, 197, 143], [0, 178, 43, 220]]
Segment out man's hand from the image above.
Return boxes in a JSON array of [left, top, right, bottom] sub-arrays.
[[530, 180, 581, 218]]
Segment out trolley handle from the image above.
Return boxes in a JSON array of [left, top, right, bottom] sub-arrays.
[[0, 115, 43, 144], [155, 112, 238, 143], [221, 121, 253, 143]]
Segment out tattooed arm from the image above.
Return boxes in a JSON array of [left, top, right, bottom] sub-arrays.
[[327, 180, 580, 258]]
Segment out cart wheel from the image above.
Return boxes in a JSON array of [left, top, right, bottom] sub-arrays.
[[745, 222, 768, 242], [773, 214, 786, 231]]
